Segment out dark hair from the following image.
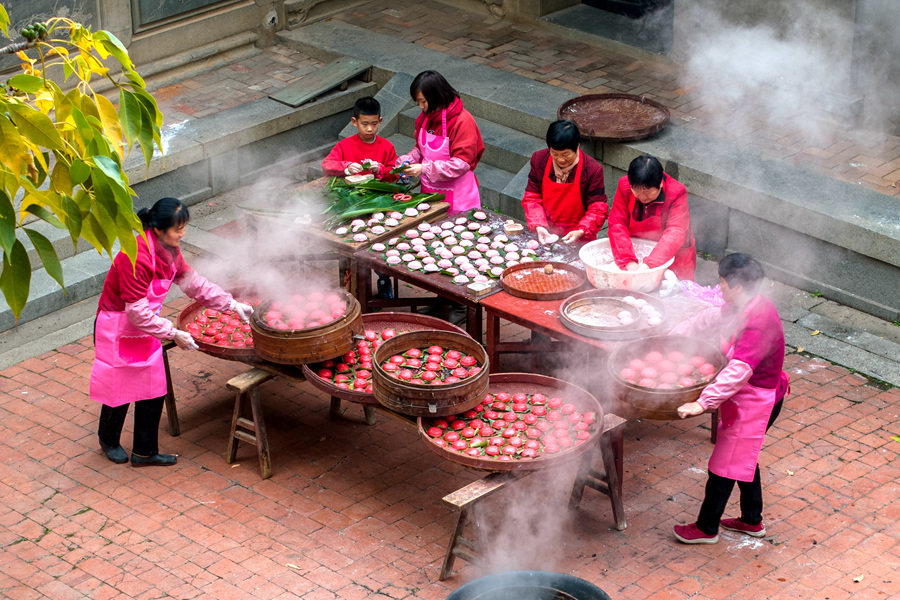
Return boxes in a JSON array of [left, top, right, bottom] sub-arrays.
[[410, 70, 458, 114], [627, 155, 664, 189], [138, 197, 189, 232], [353, 97, 381, 119], [718, 253, 765, 293], [546, 120, 581, 151]]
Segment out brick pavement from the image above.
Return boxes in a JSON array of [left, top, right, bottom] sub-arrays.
[[150, 0, 900, 198], [2, 256, 900, 598]]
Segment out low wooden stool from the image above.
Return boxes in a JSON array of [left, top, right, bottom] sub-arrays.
[[225, 368, 276, 478], [569, 413, 627, 531], [439, 471, 523, 581]]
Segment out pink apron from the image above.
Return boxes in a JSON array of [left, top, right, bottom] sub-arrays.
[[418, 109, 481, 214], [90, 241, 174, 407], [708, 296, 778, 482]]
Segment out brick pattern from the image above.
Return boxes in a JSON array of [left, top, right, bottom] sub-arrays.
[[1, 259, 900, 598]]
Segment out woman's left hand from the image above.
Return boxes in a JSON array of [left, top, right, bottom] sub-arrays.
[[232, 301, 254, 322], [562, 229, 584, 244], [403, 163, 423, 178], [676, 401, 704, 419]]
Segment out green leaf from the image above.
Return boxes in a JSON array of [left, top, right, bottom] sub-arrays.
[[94, 31, 133, 70], [137, 101, 155, 164], [62, 196, 83, 245], [6, 104, 65, 151], [83, 213, 112, 257], [23, 204, 64, 229], [51, 160, 73, 193], [93, 156, 129, 191], [118, 90, 141, 149], [114, 210, 137, 263], [0, 240, 31, 320], [8, 74, 44, 94], [133, 88, 164, 129], [70, 160, 91, 186], [0, 190, 16, 257], [24, 229, 64, 292], [892, 435, 900, 444]]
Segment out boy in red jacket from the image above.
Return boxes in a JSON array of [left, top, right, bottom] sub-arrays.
[[322, 97, 398, 181]]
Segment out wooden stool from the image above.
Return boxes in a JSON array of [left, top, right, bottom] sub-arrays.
[[569, 413, 627, 531], [329, 397, 378, 425], [225, 368, 276, 478], [161, 340, 180, 436], [439, 471, 522, 581]]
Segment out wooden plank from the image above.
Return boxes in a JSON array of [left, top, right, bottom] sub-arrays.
[[442, 472, 521, 507], [270, 57, 371, 108], [226, 368, 275, 393]]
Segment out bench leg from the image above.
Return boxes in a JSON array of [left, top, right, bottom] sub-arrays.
[[162, 346, 180, 436], [225, 387, 273, 479], [364, 405, 377, 426], [225, 391, 244, 465], [439, 509, 466, 581], [600, 423, 626, 531], [249, 387, 272, 479]]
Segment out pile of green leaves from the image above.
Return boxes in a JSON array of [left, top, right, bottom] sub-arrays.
[[322, 178, 444, 228]]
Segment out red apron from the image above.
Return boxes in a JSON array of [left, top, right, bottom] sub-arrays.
[[540, 150, 586, 235], [708, 296, 779, 482], [626, 189, 695, 279], [90, 241, 174, 407], [418, 109, 481, 214]]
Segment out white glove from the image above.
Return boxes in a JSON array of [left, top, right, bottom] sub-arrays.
[[231, 300, 254, 323], [173, 330, 199, 351]]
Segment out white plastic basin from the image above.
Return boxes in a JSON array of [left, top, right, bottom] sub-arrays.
[[579, 238, 674, 293]]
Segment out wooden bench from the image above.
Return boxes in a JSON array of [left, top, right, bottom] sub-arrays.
[[439, 413, 627, 580], [225, 368, 277, 478], [162, 340, 180, 436]]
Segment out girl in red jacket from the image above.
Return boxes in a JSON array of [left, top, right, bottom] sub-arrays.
[[397, 71, 484, 214], [608, 155, 696, 280], [521, 120, 608, 245]]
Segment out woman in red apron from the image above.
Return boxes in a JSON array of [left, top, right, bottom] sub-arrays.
[[396, 70, 484, 214], [671, 253, 789, 543], [522, 120, 608, 245], [608, 155, 696, 280], [90, 198, 254, 467]]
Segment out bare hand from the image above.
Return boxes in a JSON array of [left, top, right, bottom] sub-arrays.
[[173, 330, 199, 351], [347, 162, 363, 174], [677, 401, 705, 419], [535, 226, 551, 245], [637, 262, 649, 271], [366, 161, 381, 174], [625, 261, 640, 271], [403, 163, 423, 178], [562, 229, 584, 244]]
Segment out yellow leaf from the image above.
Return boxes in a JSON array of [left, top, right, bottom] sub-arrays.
[[95, 94, 124, 159], [797, 346, 804, 352], [853, 575, 864, 583], [811, 330, 820, 335], [787, 470, 794, 475], [0, 116, 29, 176], [286, 564, 303, 570]]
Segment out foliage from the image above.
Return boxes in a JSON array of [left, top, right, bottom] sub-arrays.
[[0, 5, 163, 319], [322, 177, 444, 228]]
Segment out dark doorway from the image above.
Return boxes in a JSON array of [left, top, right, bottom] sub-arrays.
[[581, 0, 673, 20]]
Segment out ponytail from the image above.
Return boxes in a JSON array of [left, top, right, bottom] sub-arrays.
[[139, 197, 189, 231]]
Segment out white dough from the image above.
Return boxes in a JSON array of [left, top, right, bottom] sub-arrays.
[[385, 218, 400, 227], [335, 227, 348, 235], [473, 211, 487, 220], [353, 233, 368, 242], [372, 243, 386, 252], [370, 225, 386, 235]]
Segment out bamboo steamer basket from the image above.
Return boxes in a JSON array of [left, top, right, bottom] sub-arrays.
[[607, 335, 727, 420], [249, 290, 363, 365], [372, 330, 489, 417]]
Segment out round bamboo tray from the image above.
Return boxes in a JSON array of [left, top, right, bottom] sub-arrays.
[[302, 312, 469, 406], [417, 373, 604, 472], [372, 330, 489, 417], [608, 335, 727, 420], [500, 261, 586, 301], [249, 290, 363, 365], [559, 288, 667, 341], [176, 286, 262, 363]]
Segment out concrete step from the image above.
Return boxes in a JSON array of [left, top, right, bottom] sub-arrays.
[[397, 108, 545, 174]]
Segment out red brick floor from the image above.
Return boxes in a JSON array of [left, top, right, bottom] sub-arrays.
[[151, 0, 900, 198], [2, 279, 900, 598]]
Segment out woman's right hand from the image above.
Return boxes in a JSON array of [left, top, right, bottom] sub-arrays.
[[173, 330, 199, 351], [402, 163, 423, 178]]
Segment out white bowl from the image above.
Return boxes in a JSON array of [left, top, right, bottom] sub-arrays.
[[579, 238, 674, 293]]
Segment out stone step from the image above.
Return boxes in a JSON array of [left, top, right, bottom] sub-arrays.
[[16, 217, 79, 272], [397, 108, 545, 174]]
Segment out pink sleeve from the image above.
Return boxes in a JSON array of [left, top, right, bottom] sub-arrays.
[[125, 298, 176, 340], [522, 190, 549, 230], [697, 359, 753, 410], [668, 306, 723, 336], [178, 271, 233, 311], [421, 156, 471, 183], [396, 146, 422, 167]]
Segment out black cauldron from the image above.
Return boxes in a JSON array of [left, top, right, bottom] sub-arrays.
[[447, 571, 611, 600]]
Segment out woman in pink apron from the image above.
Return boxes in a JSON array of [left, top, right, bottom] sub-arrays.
[[670, 253, 789, 543], [608, 155, 696, 280], [396, 70, 484, 214], [522, 120, 608, 245], [90, 198, 254, 467]]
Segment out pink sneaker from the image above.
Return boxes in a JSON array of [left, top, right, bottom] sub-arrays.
[[673, 523, 719, 544], [720, 518, 766, 537]]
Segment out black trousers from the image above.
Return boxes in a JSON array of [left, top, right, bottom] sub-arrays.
[[696, 399, 783, 535], [98, 396, 165, 456]]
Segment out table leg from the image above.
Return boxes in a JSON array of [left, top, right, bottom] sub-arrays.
[[364, 406, 377, 426], [486, 311, 500, 371], [467, 306, 483, 345], [356, 261, 371, 312], [330, 397, 342, 416], [162, 343, 180, 436], [710, 409, 718, 444]]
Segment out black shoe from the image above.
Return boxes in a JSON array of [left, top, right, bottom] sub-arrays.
[[131, 453, 178, 467], [376, 277, 394, 299], [99, 440, 128, 464]]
